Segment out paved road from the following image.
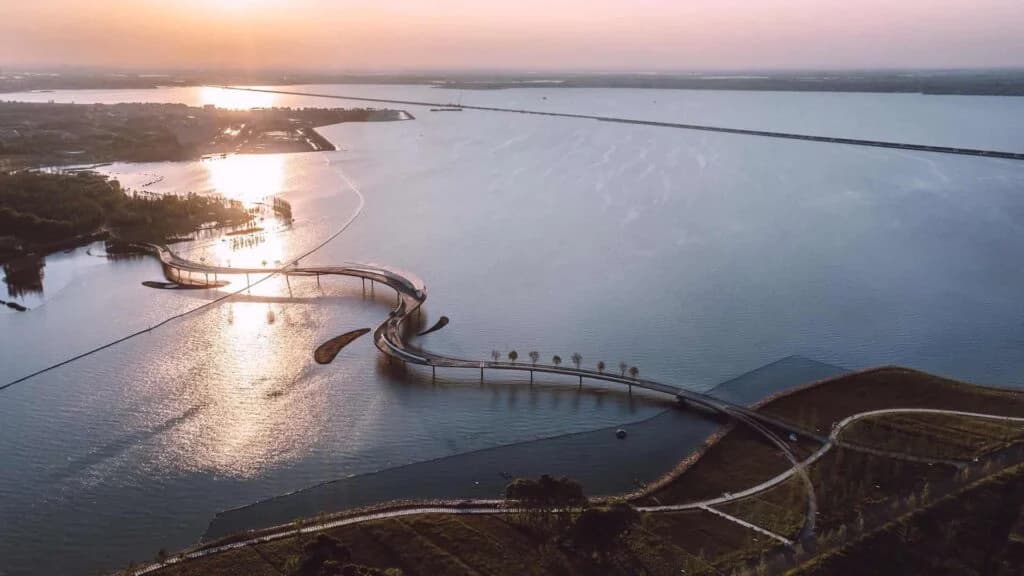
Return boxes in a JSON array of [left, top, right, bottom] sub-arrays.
[[215, 85, 1024, 161]]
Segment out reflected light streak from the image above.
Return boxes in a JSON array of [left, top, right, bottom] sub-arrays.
[[200, 86, 277, 110], [158, 300, 323, 478], [206, 154, 286, 204]]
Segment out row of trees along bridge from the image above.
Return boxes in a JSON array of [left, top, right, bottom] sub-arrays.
[[489, 350, 640, 386]]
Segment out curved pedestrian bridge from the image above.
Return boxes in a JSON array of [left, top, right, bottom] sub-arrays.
[[145, 242, 819, 442]]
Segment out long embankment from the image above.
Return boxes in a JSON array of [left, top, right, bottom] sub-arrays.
[[215, 85, 1024, 161]]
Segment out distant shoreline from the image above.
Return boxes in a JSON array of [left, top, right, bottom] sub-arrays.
[[3, 69, 1024, 96]]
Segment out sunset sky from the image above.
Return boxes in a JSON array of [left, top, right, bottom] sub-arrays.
[[3, 0, 1023, 71]]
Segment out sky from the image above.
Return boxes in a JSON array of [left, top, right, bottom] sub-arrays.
[[3, 0, 1024, 72]]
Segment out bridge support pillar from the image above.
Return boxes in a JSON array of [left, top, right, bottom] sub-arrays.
[[432, 366, 436, 381], [316, 274, 321, 288], [285, 274, 292, 297]]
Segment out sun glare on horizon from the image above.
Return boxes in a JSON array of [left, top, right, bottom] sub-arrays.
[[200, 86, 277, 110]]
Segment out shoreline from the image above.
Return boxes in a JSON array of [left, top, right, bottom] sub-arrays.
[[203, 356, 847, 540]]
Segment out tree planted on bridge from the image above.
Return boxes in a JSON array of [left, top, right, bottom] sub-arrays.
[[508, 350, 518, 364], [571, 353, 583, 387], [552, 355, 563, 367], [618, 361, 627, 377], [629, 366, 639, 380], [597, 361, 606, 374], [491, 349, 501, 363]]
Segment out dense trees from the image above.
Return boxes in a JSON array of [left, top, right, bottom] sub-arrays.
[[504, 476, 642, 566], [571, 504, 641, 561], [0, 171, 250, 249], [285, 534, 401, 576], [504, 475, 587, 509]]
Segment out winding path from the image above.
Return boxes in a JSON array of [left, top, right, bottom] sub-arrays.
[[132, 406, 1024, 575], [130, 167, 1022, 572], [145, 243, 1024, 550], [153, 243, 818, 437]]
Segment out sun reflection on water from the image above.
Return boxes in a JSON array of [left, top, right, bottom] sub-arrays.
[[200, 86, 276, 110], [206, 154, 286, 204], [157, 300, 324, 478], [199, 154, 293, 270]]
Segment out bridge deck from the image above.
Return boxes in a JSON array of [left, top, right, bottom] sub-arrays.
[[149, 243, 820, 440]]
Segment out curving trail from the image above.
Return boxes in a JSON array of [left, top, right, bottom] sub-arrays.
[[133, 407, 1024, 574], [151, 242, 819, 441], [123, 167, 1022, 572], [148, 240, 826, 544]]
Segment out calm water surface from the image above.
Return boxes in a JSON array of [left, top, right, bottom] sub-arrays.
[[1, 85, 1024, 575]]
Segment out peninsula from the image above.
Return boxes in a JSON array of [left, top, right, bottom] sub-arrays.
[[0, 101, 410, 170]]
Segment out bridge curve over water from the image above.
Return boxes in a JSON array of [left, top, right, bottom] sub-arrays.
[[148, 239, 826, 544], [150, 241, 827, 538], [150, 242, 820, 443]]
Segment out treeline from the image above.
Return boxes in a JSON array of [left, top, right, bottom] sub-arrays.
[[0, 170, 251, 249]]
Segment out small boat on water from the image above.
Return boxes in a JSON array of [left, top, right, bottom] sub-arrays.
[[430, 107, 463, 112]]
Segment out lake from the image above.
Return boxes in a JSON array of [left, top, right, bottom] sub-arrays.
[[1, 85, 1023, 575]]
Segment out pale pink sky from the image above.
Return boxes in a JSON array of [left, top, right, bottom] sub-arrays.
[[3, 0, 1023, 71]]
